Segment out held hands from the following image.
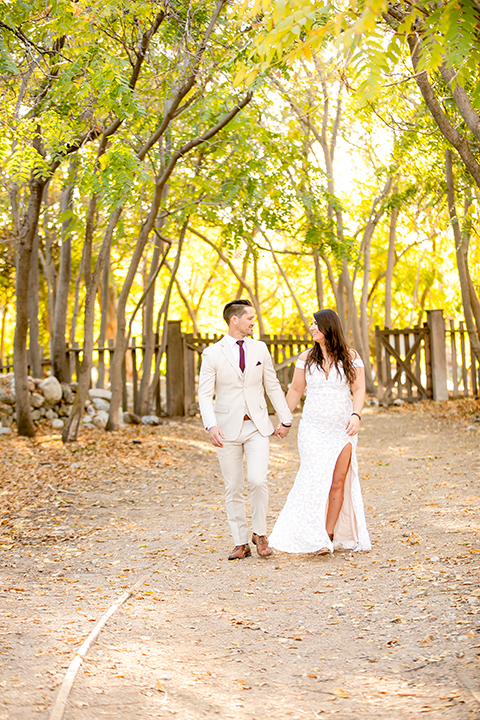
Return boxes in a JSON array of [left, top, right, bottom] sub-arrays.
[[274, 423, 291, 439], [345, 414, 360, 436], [208, 426, 226, 448]]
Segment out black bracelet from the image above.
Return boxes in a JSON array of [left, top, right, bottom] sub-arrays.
[[281, 423, 292, 427], [351, 412, 361, 420]]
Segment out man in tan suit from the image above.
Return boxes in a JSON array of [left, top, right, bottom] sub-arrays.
[[198, 300, 292, 560]]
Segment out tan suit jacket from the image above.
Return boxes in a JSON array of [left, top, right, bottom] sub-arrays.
[[198, 335, 292, 441]]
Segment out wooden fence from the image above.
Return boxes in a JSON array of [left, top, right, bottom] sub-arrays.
[[1, 311, 478, 415], [375, 310, 479, 405], [446, 319, 479, 398], [375, 323, 431, 405]]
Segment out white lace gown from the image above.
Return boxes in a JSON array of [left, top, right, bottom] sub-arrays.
[[269, 358, 371, 553]]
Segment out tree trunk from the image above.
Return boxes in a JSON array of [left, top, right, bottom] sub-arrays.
[[148, 221, 188, 411], [445, 149, 480, 368], [170, 269, 200, 336], [235, 249, 250, 300], [14, 179, 45, 436], [252, 253, 266, 337], [341, 261, 375, 394], [39, 230, 56, 355], [62, 206, 123, 442], [385, 191, 398, 328], [107, 185, 166, 431], [135, 231, 166, 416], [313, 250, 324, 310], [462, 190, 480, 336], [358, 179, 392, 392], [96, 251, 111, 389], [28, 233, 43, 378], [52, 171, 75, 382], [70, 250, 85, 348], [0, 299, 8, 363], [320, 253, 340, 312], [409, 255, 422, 326]]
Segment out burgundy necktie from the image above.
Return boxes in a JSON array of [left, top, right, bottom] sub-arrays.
[[237, 340, 245, 372]]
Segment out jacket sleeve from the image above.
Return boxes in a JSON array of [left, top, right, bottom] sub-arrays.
[[198, 350, 218, 430], [261, 344, 293, 425]]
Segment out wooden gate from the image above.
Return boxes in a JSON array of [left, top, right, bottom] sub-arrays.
[[375, 324, 432, 406]]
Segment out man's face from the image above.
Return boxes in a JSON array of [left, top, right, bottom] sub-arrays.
[[234, 307, 256, 337]]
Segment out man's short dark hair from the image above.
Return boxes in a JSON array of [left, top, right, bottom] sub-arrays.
[[223, 299, 253, 324]]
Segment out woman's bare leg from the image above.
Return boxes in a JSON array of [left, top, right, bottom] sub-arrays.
[[326, 443, 352, 539]]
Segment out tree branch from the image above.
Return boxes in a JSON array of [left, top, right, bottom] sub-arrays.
[[408, 34, 480, 191], [440, 63, 480, 143]]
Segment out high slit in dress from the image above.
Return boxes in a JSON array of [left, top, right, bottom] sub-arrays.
[[269, 357, 371, 553]]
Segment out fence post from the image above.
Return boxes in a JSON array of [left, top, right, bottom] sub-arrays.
[[427, 309, 448, 401], [166, 320, 184, 416]]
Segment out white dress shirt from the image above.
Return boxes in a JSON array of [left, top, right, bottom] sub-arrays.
[[225, 332, 247, 368]]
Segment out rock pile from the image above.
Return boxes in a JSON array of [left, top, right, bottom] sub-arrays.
[[0, 374, 75, 434], [83, 388, 114, 429], [0, 373, 163, 433]]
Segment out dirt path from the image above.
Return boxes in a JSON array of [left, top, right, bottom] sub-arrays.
[[1, 401, 479, 719]]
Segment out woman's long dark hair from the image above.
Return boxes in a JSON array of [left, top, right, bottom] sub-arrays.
[[305, 309, 357, 385]]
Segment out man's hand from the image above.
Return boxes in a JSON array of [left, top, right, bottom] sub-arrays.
[[274, 423, 291, 439], [208, 426, 226, 448]]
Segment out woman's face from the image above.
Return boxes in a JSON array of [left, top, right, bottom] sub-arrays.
[[310, 319, 325, 344]]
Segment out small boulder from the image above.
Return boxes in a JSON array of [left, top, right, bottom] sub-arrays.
[[40, 377, 63, 405], [27, 376, 36, 392], [93, 410, 109, 429], [62, 385, 74, 404], [0, 427, 12, 435], [88, 388, 112, 401], [0, 404, 14, 416], [0, 416, 13, 427], [31, 409, 42, 421], [30, 392, 45, 409], [81, 415, 93, 425], [123, 412, 141, 425], [57, 403, 71, 417], [51, 418, 64, 430], [393, 398, 405, 406], [0, 389, 15, 405], [141, 415, 161, 426], [70, 382, 78, 392], [92, 397, 110, 413], [86, 405, 95, 417], [45, 408, 58, 420]]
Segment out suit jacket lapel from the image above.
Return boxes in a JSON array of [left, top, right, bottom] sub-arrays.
[[220, 336, 243, 380]]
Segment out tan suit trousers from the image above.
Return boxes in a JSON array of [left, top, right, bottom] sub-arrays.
[[216, 419, 270, 545]]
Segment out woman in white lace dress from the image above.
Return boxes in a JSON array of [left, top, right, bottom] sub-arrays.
[[269, 309, 371, 554]]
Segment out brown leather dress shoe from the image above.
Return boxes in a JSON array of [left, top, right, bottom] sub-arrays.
[[252, 532, 273, 557], [228, 544, 251, 560]]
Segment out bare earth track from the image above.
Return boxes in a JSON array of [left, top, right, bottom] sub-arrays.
[[1, 400, 479, 719]]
